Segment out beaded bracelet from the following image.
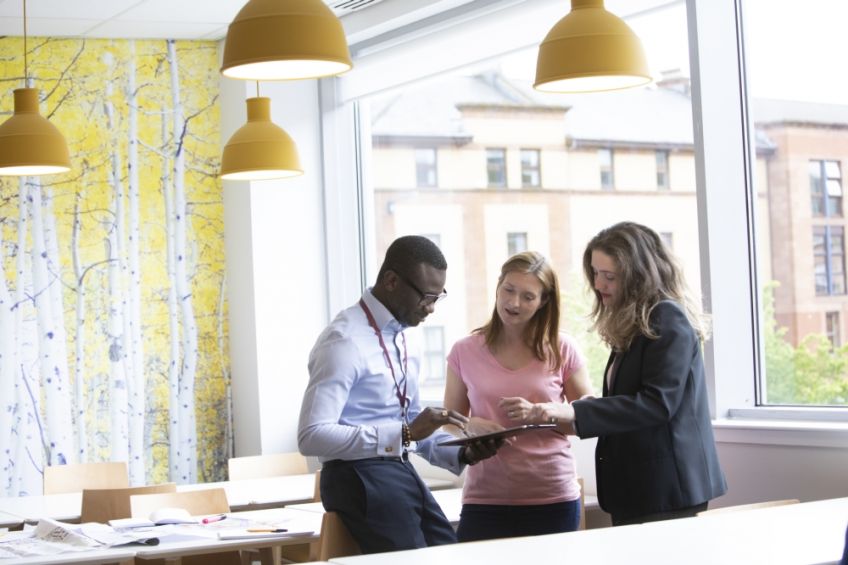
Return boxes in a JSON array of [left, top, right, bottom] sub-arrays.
[[402, 422, 412, 447]]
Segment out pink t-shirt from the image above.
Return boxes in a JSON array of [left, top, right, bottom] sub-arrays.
[[447, 333, 585, 505]]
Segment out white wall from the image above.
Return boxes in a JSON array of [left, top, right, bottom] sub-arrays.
[[221, 74, 329, 459]]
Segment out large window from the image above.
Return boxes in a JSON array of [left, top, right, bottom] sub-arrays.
[[358, 2, 702, 400], [746, 0, 848, 405], [317, 0, 848, 416]]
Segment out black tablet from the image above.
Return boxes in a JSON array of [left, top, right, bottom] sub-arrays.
[[436, 423, 557, 447]]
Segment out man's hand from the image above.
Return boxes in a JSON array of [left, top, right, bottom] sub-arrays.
[[460, 437, 504, 466], [409, 407, 469, 442]]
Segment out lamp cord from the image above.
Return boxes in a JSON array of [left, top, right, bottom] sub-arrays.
[[23, 0, 28, 86]]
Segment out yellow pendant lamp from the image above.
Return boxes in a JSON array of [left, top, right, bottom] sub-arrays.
[[221, 96, 303, 180], [534, 0, 651, 93], [221, 0, 353, 81], [0, 0, 71, 176]]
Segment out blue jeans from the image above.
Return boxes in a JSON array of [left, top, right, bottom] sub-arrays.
[[456, 499, 582, 542]]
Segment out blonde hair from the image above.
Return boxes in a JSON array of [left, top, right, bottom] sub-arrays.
[[583, 222, 709, 351], [474, 251, 563, 372]]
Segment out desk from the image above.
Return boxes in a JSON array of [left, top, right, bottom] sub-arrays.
[[0, 508, 322, 565], [6, 546, 137, 565], [328, 497, 848, 565], [134, 507, 322, 565]]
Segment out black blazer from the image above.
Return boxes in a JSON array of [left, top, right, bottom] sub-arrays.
[[572, 300, 727, 521]]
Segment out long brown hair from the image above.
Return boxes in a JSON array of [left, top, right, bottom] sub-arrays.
[[583, 222, 708, 351], [474, 251, 563, 372]]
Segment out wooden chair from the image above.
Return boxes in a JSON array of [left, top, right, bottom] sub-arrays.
[[43, 461, 129, 494], [227, 452, 308, 480], [308, 512, 361, 561], [696, 499, 800, 517], [81, 483, 177, 524], [130, 488, 241, 565]]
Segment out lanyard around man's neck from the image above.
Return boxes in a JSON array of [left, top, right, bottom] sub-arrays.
[[359, 298, 409, 421]]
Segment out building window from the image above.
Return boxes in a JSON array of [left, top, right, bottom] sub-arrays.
[[599, 148, 614, 190], [826, 311, 841, 349], [487, 148, 507, 188], [415, 148, 437, 187], [810, 160, 842, 218], [507, 232, 528, 256], [814, 226, 846, 296], [809, 159, 842, 217], [520, 149, 541, 188], [421, 326, 446, 386], [656, 150, 670, 190]]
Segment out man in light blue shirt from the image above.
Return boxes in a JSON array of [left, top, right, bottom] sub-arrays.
[[299, 235, 501, 553]]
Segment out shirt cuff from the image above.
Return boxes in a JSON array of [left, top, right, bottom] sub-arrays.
[[376, 422, 403, 457]]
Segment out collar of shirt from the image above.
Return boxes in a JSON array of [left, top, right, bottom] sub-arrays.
[[362, 287, 405, 334]]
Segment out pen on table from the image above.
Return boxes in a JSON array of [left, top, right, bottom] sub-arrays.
[[201, 514, 227, 524], [247, 528, 288, 533]]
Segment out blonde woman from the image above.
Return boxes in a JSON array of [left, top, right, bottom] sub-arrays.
[[444, 251, 593, 541]]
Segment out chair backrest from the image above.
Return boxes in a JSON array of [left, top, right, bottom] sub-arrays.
[[43, 462, 129, 495], [227, 452, 309, 480], [309, 512, 361, 561], [81, 483, 177, 523], [696, 499, 800, 517], [130, 488, 230, 519]]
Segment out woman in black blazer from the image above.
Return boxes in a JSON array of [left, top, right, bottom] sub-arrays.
[[534, 221, 726, 525]]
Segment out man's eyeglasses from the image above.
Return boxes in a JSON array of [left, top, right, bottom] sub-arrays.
[[392, 270, 447, 306]]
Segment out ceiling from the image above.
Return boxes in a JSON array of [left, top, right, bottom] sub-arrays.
[[0, 0, 387, 41]]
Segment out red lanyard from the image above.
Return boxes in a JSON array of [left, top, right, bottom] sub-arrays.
[[359, 299, 409, 420]]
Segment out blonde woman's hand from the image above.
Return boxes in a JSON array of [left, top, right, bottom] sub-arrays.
[[498, 396, 538, 423]]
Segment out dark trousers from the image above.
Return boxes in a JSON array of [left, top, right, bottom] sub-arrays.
[[320, 457, 457, 554], [611, 501, 709, 526], [457, 499, 582, 542]]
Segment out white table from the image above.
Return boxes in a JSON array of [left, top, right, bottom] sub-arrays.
[[0, 510, 24, 530], [3, 547, 137, 565], [327, 497, 848, 565], [134, 507, 322, 565]]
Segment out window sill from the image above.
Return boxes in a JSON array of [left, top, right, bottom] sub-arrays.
[[713, 408, 848, 448]]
